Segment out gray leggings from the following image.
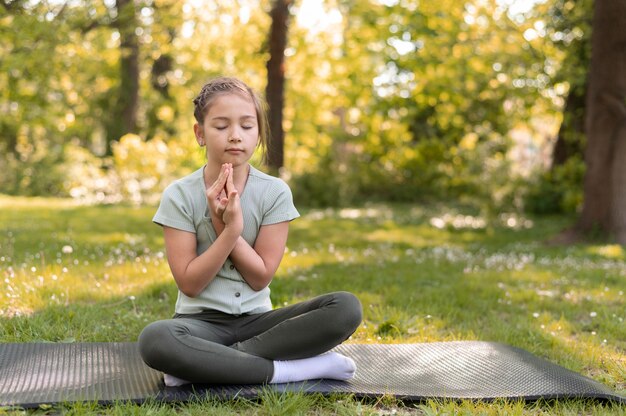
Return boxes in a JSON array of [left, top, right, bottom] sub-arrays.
[[138, 291, 362, 384]]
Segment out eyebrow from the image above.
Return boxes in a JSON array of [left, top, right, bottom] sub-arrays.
[[210, 115, 256, 121]]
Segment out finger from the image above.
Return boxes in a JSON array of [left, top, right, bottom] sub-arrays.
[[216, 195, 228, 214], [207, 165, 229, 197], [225, 165, 235, 194], [217, 164, 229, 187], [227, 190, 239, 212]]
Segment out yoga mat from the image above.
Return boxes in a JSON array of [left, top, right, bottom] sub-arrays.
[[0, 342, 624, 408]]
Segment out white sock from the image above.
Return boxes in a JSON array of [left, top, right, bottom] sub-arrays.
[[163, 373, 191, 387], [270, 352, 356, 384]]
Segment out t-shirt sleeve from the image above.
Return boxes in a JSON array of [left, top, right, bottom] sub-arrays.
[[153, 183, 196, 233], [262, 180, 300, 225]]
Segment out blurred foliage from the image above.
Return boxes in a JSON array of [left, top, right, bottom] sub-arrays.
[[520, 0, 591, 215], [0, 0, 591, 211], [524, 157, 585, 215]]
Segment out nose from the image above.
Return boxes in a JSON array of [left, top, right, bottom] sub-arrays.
[[229, 130, 242, 142]]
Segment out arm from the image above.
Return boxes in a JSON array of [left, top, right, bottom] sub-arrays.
[[165, 184, 243, 298], [209, 165, 291, 290], [228, 221, 290, 291]]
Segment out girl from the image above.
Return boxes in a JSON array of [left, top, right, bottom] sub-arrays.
[[138, 76, 362, 386]]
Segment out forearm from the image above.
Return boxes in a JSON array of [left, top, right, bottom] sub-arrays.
[[212, 216, 272, 290], [211, 211, 226, 235], [173, 228, 239, 297], [229, 237, 274, 291]]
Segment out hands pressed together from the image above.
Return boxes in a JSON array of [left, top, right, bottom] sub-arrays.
[[206, 163, 243, 236]]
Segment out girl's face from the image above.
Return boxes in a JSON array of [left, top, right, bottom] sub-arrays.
[[194, 93, 259, 167]]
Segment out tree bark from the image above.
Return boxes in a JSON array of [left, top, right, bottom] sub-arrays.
[[109, 0, 139, 153], [577, 0, 626, 243], [551, 83, 586, 170], [265, 0, 293, 172]]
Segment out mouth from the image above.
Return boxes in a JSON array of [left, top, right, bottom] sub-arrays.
[[225, 148, 244, 154]]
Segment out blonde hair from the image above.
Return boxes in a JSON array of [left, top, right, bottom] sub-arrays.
[[193, 76, 269, 161]]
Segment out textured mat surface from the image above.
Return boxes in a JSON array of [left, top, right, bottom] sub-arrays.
[[0, 342, 624, 408], [0, 342, 162, 408]]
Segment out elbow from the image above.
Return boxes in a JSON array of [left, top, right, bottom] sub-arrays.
[[249, 283, 268, 292], [179, 286, 201, 298], [176, 279, 203, 298], [248, 274, 272, 292], [173, 269, 207, 298]]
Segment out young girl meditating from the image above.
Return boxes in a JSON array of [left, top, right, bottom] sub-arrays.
[[138, 76, 362, 386]]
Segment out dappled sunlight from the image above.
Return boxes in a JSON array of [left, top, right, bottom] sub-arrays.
[[337, 207, 394, 220], [1, 247, 171, 318], [78, 232, 152, 246], [2, 198, 624, 397], [279, 239, 431, 277], [300, 207, 395, 221], [427, 212, 534, 232], [2, 0, 621, 406], [430, 213, 487, 230], [485, 266, 626, 382], [0, 195, 82, 209], [586, 244, 625, 260], [528, 314, 626, 385], [359, 303, 450, 344], [365, 227, 436, 248], [282, 235, 626, 391], [497, 213, 535, 229]]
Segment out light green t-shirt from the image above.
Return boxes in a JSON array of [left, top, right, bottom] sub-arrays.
[[153, 165, 300, 315]]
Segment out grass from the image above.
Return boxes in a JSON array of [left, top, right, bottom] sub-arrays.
[[0, 195, 624, 415]]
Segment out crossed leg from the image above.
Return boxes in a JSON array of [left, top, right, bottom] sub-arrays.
[[138, 292, 362, 385]]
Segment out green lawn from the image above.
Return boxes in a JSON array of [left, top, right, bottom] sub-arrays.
[[0, 195, 624, 415]]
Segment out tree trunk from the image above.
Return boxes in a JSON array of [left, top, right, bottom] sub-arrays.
[[109, 0, 139, 153], [577, 0, 626, 243], [265, 0, 293, 173], [551, 83, 586, 170]]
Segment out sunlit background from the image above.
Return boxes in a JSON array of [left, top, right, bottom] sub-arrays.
[[1, 0, 589, 213], [1, 3, 625, 412]]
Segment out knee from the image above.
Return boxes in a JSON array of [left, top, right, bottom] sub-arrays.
[[138, 321, 172, 368], [332, 291, 362, 334]]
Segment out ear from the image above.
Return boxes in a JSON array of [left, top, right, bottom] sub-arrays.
[[194, 123, 205, 146]]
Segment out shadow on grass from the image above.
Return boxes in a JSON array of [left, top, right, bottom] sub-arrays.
[[1, 200, 623, 396], [273, 257, 624, 393]]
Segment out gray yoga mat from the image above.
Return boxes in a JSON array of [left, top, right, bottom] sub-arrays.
[[0, 342, 624, 408]]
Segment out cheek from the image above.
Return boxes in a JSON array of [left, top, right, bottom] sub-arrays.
[[203, 126, 214, 138], [250, 128, 260, 141]]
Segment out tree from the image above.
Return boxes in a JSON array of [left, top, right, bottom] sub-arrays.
[[110, 0, 140, 151], [144, 0, 183, 141], [551, 82, 586, 168], [355, 0, 548, 200], [0, 1, 75, 194], [265, 0, 293, 172], [576, 0, 626, 243], [547, 0, 591, 170], [76, 0, 142, 154]]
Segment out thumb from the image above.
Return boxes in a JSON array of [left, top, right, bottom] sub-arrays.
[[227, 190, 240, 210], [228, 189, 239, 201]]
